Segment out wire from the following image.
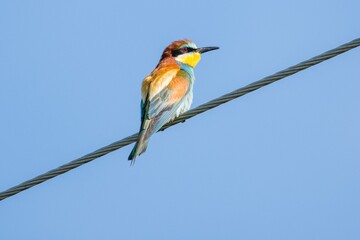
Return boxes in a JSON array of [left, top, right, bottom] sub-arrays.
[[1, 37, 360, 201]]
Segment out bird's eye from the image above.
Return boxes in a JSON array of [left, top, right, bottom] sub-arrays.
[[181, 47, 189, 53], [171, 47, 194, 57]]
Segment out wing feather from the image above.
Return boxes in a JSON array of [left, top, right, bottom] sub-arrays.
[[140, 70, 190, 136], [148, 70, 190, 119]]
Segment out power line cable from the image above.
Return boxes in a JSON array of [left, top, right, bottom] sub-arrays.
[[1, 37, 359, 201]]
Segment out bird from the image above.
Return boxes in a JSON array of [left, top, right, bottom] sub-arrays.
[[128, 39, 219, 162]]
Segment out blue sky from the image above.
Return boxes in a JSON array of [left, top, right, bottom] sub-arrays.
[[0, 0, 359, 239]]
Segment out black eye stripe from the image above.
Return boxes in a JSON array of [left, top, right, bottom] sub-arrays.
[[184, 47, 195, 52], [171, 47, 196, 57]]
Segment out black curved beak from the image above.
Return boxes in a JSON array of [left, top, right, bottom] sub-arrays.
[[197, 46, 220, 54]]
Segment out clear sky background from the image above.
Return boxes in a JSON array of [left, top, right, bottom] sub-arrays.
[[0, 0, 359, 239]]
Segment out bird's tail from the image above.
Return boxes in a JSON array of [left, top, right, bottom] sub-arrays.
[[128, 129, 150, 163]]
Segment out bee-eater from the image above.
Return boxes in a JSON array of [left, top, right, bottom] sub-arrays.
[[128, 39, 219, 162]]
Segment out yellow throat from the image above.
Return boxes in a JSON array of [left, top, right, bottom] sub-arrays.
[[175, 52, 201, 68]]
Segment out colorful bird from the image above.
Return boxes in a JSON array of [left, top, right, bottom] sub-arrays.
[[128, 39, 219, 162]]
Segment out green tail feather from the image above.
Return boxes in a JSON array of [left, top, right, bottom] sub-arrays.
[[128, 131, 149, 162]]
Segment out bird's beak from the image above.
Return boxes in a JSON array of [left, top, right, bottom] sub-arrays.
[[196, 46, 219, 54]]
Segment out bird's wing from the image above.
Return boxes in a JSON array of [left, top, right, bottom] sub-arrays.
[[141, 69, 191, 134], [140, 67, 177, 120]]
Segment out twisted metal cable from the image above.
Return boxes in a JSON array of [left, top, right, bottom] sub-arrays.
[[1, 37, 360, 201]]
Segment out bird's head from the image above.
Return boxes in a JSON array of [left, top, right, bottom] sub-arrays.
[[160, 39, 219, 68]]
